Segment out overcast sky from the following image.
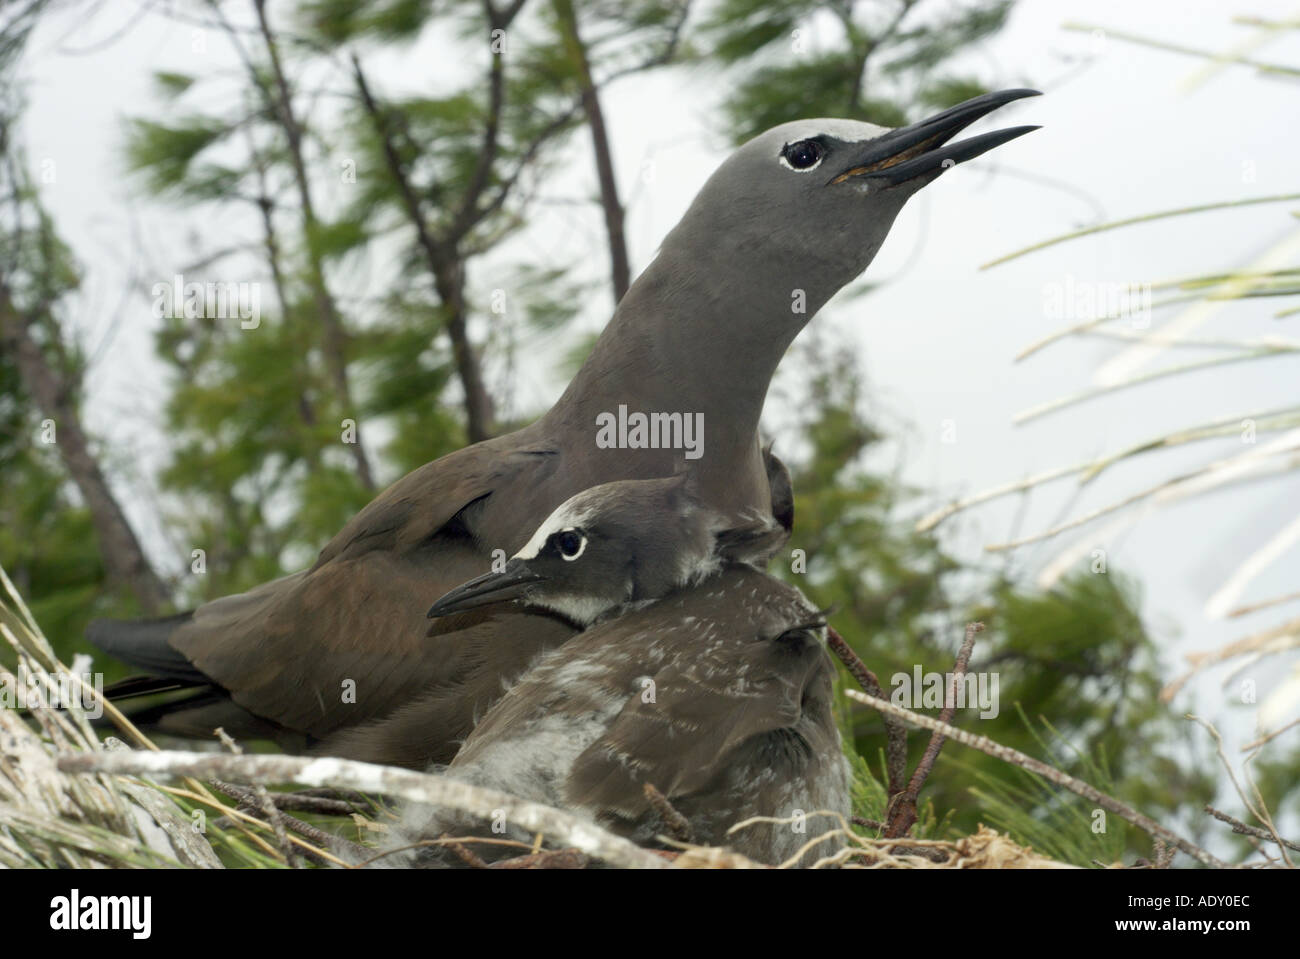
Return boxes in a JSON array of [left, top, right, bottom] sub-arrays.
[[16, 0, 1300, 773]]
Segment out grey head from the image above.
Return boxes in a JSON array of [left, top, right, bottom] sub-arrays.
[[426, 475, 785, 627], [656, 89, 1040, 325]]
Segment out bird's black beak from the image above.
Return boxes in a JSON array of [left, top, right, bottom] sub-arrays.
[[830, 88, 1040, 187], [427, 559, 544, 618]]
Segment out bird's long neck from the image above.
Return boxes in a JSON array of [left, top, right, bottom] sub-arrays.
[[547, 242, 819, 512]]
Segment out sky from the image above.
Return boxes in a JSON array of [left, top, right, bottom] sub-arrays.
[[15, 0, 1300, 781]]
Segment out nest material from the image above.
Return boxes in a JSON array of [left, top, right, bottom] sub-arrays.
[[669, 823, 1074, 869]]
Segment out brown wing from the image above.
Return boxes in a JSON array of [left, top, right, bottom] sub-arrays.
[[168, 440, 573, 745]]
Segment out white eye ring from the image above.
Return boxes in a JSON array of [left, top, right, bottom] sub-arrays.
[[778, 154, 823, 173], [778, 140, 825, 173], [556, 528, 587, 561]]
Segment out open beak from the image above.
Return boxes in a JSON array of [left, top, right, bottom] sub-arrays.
[[427, 559, 544, 618], [830, 88, 1041, 187]]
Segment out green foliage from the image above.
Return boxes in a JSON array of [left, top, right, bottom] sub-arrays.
[[966, 711, 1130, 867], [882, 2, 1012, 76], [699, 0, 818, 64], [304, 216, 369, 264], [151, 71, 197, 98], [507, 265, 592, 334], [720, 56, 905, 140], [123, 117, 232, 197], [772, 336, 1215, 860], [916, 75, 990, 111], [1248, 741, 1300, 823], [559, 329, 601, 380], [339, 91, 498, 235], [155, 304, 376, 598], [699, 0, 1016, 143], [0, 438, 122, 665], [847, 749, 889, 824], [298, 0, 437, 44], [536, 0, 692, 79]]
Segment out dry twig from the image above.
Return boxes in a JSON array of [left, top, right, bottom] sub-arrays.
[[1205, 805, 1300, 854], [885, 622, 984, 838], [57, 750, 668, 869], [644, 783, 694, 844], [826, 626, 909, 797]]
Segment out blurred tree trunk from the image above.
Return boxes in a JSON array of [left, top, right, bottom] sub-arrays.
[[431, 257, 496, 443], [553, 0, 630, 303], [0, 292, 170, 613]]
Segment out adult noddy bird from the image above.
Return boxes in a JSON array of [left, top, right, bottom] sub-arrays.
[[90, 90, 1040, 766], [397, 476, 848, 866]]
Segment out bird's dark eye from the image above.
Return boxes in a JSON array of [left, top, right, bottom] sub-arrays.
[[553, 529, 585, 560], [781, 139, 824, 171]]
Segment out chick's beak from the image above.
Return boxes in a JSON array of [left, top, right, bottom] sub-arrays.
[[427, 559, 544, 619]]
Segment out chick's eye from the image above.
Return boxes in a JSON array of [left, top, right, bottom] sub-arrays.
[[555, 529, 585, 560], [781, 139, 824, 171]]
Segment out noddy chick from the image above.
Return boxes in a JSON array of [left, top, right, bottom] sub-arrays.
[[425, 474, 787, 628], [397, 477, 849, 867]]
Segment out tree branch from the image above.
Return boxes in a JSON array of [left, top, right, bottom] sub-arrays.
[[553, 0, 629, 302], [826, 626, 909, 798], [351, 54, 497, 442], [57, 749, 670, 869]]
